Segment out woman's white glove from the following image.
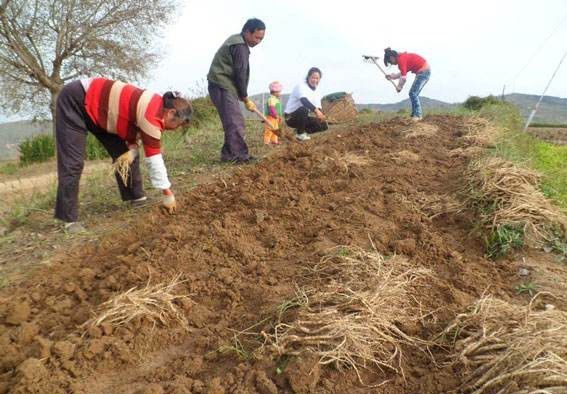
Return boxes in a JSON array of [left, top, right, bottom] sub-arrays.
[[162, 189, 176, 214], [145, 154, 171, 190]]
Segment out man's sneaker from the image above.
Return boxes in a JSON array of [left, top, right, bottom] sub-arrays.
[[411, 116, 422, 122], [130, 196, 148, 208], [64, 222, 87, 234], [296, 133, 311, 141]]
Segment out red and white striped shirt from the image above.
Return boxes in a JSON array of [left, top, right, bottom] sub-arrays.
[[84, 78, 163, 157]]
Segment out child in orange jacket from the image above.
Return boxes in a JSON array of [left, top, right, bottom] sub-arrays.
[[264, 81, 283, 145]]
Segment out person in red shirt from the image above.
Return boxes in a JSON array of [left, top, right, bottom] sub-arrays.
[[54, 78, 192, 233], [384, 47, 431, 121]]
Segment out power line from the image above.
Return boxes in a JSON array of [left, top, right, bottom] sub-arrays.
[[523, 49, 567, 131], [507, 11, 567, 87]]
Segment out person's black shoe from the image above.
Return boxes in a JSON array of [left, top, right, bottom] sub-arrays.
[[129, 196, 148, 208], [233, 156, 258, 165]]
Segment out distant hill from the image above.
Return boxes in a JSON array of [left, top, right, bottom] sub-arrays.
[[1, 92, 566, 160], [249, 93, 567, 124], [503, 94, 567, 124], [356, 97, 458, 112], [0, 120, 52, 160]]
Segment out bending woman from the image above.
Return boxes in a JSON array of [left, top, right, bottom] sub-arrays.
[[384, 47, 431, 121], [54, 78, 192, 233], [284, 67, 328, 141]]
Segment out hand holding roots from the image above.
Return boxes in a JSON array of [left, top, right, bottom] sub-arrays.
[[113, 149, 138, 185], [162, 193, 176, 214]]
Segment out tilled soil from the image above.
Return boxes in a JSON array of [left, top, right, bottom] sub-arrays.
[[0, 116, 520, 393]]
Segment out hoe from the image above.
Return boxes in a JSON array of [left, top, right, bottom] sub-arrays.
[[362, 55, 398, 90]]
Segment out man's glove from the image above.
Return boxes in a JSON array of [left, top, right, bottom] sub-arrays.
[[244, 99, 257, 112], [162, 189, 176, 214]]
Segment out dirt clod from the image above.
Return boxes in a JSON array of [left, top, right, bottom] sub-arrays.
[[5, 301, 31, 325]]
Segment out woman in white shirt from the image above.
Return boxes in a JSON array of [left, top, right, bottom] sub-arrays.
[[284, 67, 328, 141]]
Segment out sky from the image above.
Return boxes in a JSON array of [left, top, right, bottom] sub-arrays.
[[145, 0, 567, 105], [1, 0, 567, 123]]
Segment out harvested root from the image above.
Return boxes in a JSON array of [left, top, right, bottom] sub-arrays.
[[112, 152, 132, 185], [448, 146, 485, 159], [86, 275, 190, 331], [439, 294, 567, 393], [266, 246, 431, 383], [456, 116, 499, 148], [402, 123, 439, 138], [320, 152, 373, 177], [337, 152, 373, 168], [388, 150, 420, 163], [464, 157, 566, 244], [418, 193, 463, 220], [395, 192, 463, 220]]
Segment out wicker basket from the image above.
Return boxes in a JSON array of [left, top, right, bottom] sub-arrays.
[[322, 92, 358, 124]]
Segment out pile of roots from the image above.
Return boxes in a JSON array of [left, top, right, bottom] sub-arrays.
[[266, 246, 430, 383], [464, 157, 566, 244], [439, 295, 567, 393], [85, 275, 190, 331]]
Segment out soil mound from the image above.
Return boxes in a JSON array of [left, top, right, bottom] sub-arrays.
[[0, 116, 519, 393]]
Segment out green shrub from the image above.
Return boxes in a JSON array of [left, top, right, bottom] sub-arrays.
[[359, 108, 374, 114], [463, 95, 500, 111], [486, 225, 524, 259], [85, 133, 109, 160], [19, 132, 110, 166], [188, 96, 218, 130], [19, 133, 55, 165]]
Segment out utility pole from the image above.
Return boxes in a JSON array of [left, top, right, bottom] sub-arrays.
[[523, 50, 567, 132]]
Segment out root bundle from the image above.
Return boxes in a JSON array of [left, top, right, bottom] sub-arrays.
[[440, 295, 567, 393], [464, 157, 566, 244], [267, 246, 430, 382], [112, 153, 131, 185], [86, 275, 190, 331]]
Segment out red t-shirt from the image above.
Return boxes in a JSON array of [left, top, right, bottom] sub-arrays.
[[397, 53, 427, 76]]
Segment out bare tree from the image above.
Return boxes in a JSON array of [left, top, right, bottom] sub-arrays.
[[0, 0, 178, 122]]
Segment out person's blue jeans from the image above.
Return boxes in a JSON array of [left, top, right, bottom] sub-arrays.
[[409, 69, 431, 118]]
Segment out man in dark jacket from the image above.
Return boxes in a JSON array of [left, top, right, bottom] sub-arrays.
[[207, 18, 265, 163]]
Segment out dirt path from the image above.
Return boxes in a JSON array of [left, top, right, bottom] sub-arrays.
[[0, 161, 108, 197], [0, 116, 558, 393]]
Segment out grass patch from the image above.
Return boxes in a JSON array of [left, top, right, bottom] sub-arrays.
[[0, 162, 18, 175], [1, 184, 57, 229], [491, 131, 567, 210], [486, 224, 524, 259], [515, 282, 538, 296]]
